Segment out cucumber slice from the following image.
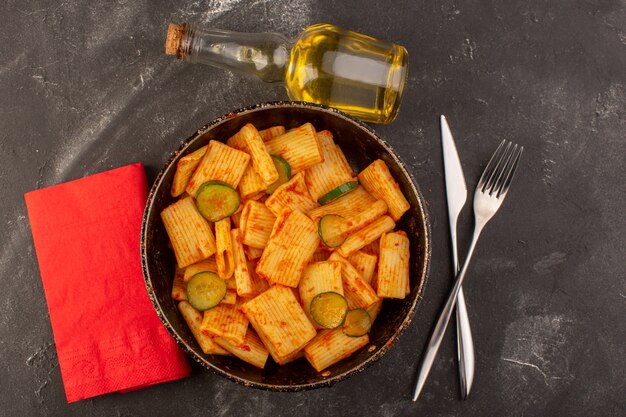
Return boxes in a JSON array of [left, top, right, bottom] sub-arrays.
[[310, 292, 348, 329], [196, 181, 240, 222], [342, 309, 372, 337], [186, 271, 227, 311], [265, 155, 291, 194], [318, 214, 348, 248], [317, 181, 359, 205]]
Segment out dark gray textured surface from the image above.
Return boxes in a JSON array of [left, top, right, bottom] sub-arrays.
[[1, 0, 624, 416]]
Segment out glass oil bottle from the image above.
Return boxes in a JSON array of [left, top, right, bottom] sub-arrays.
[[165, 23, 408, 124]]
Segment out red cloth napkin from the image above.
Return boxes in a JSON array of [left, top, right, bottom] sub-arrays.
[[25, 163, 190, 403]]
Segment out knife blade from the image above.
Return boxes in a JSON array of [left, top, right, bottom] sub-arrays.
[[441, 115, 475, 399]]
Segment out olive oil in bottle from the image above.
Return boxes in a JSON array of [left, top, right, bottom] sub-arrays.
[[165, 23, 408, 124]]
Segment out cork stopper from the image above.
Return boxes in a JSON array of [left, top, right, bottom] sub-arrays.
[[165, 23, 186, 57]]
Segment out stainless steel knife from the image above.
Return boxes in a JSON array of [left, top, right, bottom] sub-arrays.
[[440, 115, 475, 399]]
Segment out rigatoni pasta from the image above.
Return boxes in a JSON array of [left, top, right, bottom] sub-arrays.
[[231, 228, 255, 298], [377, 231, 410, 299], [214, 329, 269, 369], [348, 251, 378, 284], [200, 299, 249, 346], [329, 252, 380, 310], [264, 123, 322, 174], [259, 125, 286, 141], [337, 215, 395, 258], [178, 301, 230, 355], [305, 130, 354, 201], [240, 200, 276, 248], [299, 261, 343, 326], [256, 209, 319, 287], [186, 140, 250, 196], [171, 145, 207, 197], [265, 172, 318, 217], [304, 329, 369, 372], [215, 218, 234, 279], [242, 285, 317, 363], [227, 123, 278, 184], [357, 159, 410, 221], [161, 196, 216, 268]]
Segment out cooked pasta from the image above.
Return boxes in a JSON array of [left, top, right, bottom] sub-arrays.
[[256, 209, 319, 287], [186, 140, 250, 196], [357, 159, 410, 221], [264, 123, 322, 174], [377, 231, 410, 299], [164, 120, 413, 372], [178, 301, 230, 355], [161, 196, 216, 268], [241, 285, 317, 363]]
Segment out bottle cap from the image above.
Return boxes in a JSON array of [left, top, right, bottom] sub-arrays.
[[165, 23, 185, 56]]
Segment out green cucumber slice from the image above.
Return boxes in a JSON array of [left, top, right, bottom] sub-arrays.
[[196, 181, 240, 222], [318, 214, 348, 248], [317, 181, 359, 205], [186, 271, 227, 311], [265, 155, 291, 194], [342, 309, 372, 337], [310, 292, 348, 329]]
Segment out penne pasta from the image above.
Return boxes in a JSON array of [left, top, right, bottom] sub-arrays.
[[348, 251, 378, 284], [215, 218, 235, 279], [304, 329, 369, 372], [377, 231, 410, 299], [276, 349, 305, 365], [329, 252, 380, 309], [307, 186, 377, 222], [200, 299, 249, 346], [304, 130, 355, 201], [171, 269, 187, 301], [178, 301, 230, 355], [259, 125, 286, 141], [171, 145, 207, 197], [299, 261, 344, 326], [214, 328, 269, 369], [256, 209, 319, 287], [227, 123, 278, 184], [183, 258, 219, 282], [357, 159, 410, 221], [231, 228, 255, 298], [337, 215, 395, 258], [240, 200, 276, 248], [265, 172, 319, 217], [161, 197, 217, 268], [264, 123, 323, 174], [241, 285, 317, 363], [186, 140, 250, 196]]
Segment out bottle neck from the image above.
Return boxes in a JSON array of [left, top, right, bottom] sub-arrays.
[[177, 23, 292, 84]]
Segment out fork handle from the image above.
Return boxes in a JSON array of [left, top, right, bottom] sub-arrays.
[[456, 288, 475, 399], [412, 225, 483, 401]]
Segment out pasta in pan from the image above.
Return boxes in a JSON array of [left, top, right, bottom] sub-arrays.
[[162, 122, 412, 372]]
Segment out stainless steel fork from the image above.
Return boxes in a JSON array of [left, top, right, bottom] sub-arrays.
[[412, 140, 523, 401]]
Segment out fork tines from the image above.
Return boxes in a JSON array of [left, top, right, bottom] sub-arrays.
[[478, 140, 523, 198]]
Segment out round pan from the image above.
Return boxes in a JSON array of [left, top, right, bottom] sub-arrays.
[[141, 101, 431, 391]]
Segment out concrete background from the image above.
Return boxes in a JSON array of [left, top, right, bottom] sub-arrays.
[[1, 0, 624, 415]]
